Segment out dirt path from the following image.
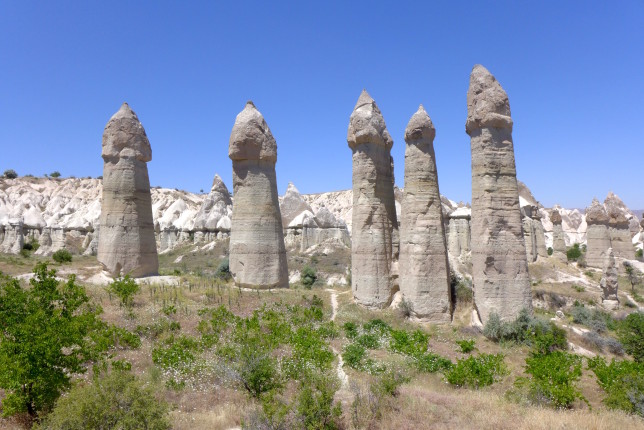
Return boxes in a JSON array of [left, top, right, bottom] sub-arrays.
[[325, 288, 349, 389]]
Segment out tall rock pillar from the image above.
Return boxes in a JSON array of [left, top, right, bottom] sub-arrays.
[[228, 101, 288, 289], [97, 103, 158, 277], [585, 198, 611, 268], [348, 90, 398, 308], [551, 209, 567, 261], [399, 105, 451, 322], [466, 65, 532, 324]]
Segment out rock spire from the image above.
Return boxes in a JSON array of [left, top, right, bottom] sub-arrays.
[[97, 103, 158, 277], [585, 198, 611, 268], [466, 65, 532, 324], [228, 101, 288, 289]]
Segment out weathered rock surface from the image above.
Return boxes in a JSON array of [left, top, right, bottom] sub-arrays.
[[228, 101, 288, 289], [600, 248, 619, 309], [97, 103, 158, 277], [399, 105, 451, 322], [466, 65, 532, 323], [348, 90, 398, 308], [550, 209, 567, 260], [605, 192, 634, 259], [585, 198, 611, 268]]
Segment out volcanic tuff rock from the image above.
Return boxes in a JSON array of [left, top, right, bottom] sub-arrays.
[[600, 248, 619, 310], [466, 65, 532, 324], [347, 90, 398, 308], [97, 103, 158, 277], [399, 105, 451, 322], [550, 209, 567, 260], [605, 192, 634, 259], [585, 198, 611, 268], [228, 101, 288, 289]]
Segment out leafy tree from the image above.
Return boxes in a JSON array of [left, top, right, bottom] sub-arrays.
[[566, 244, 582, 261], [0, 264, 115, 417], [36, 369, 171, 429], [623, 262, 641, 293], [3, 169, 18, 179], [301, 265, 317, 288], [617, 312, 644, 362], [107, 275, 140, 308], [52, 249, 72, 263], [49, 171, 61, 178]]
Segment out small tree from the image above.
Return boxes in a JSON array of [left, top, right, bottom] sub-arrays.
[[52, 249, 72, 263], [3, 169, 18, 179], [301, 265, 317, 288], [547, 247, 553, 256], [50, 171, 61, 178], [617, 312, 644, 363], [566, 244, 582, 261], [0, 264, 108, 417], [107, 275, 140, 308], [624, 262, 641, 293]]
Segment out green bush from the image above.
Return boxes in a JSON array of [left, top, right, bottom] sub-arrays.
[[52, 248, 72, 263], [3, 169, 18, 179], [36, 370, 170, 429], [415, 352, 453, 373], [0, 264, 127, 417], [236, 345, 282, 399], [151, 335, 200, 371], [107, 275, 140, 308], [516, 351, 586, 408], [342, 343, 367, 370], [215, 258, 231, 280], [637, 249, 643, 259], [588, 356, 644, 416], [566, 243, 582, 261], [50, 171, 61, 178], [445, 354, 507, 388], [296, 371, 342, 429], [389, 329, 428, 356], [617, 312, 644, 362], [301, 265, 317, 287], [483, 309, 567, 354], [343, 321, 359, 339], [456, 339, 476, 353], [570, 303, 615, 333], [547, 247, 553, 256]]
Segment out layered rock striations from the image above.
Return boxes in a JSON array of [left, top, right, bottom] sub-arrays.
[[550, 209, 567, 260], [97, 103, 158, 277], [348, 90, 398, 308], [466, 65, 532, 323], [585, 198, 611, 268], [228, 101, 288, 289], [399, 105, 451, 322], [604, 192, 634, 259]]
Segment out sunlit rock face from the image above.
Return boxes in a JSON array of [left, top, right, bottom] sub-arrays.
[[347, 90, 398, 308], [466, 65, 532, 324], [399, 105, 451, 322], [585, 198, 611, 269], [97, 103, 158, 278], [550, 209, 567, 261], [600, 248, 619, 310], [228, 101, 288, 289]]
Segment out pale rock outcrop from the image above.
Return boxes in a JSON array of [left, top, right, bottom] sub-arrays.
[[97, 103, 158, 277], [466, 65, 532, 323], [192, 174, 232, 237], [347, 90, 398, 308], [280, 183, 314, 228], [0, 219, 23, 253], [228, 101, 288, 289], [299, 206, 350, 252], [600, 248, 619, 310], [550, 209, 567, 261], [447, 206, 472, 273], [585, 198, 611, 268], [604, 193, 634, 259], [522, 204, 547, 262], [399, 105, 451, 322]]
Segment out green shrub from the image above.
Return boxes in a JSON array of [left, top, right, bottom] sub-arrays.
[[389, 329, 428, 356], [572, 284, 585, 293], [637, 249, 643, 259], [617, 312, 644, 362], [107, 275, 140, 308], [454, 279, 473, 304], [570, 303, 615, 333], [516, 351, 586, 408], [36, 370, 171, 429], [373, 368, 410, 397], [415, 352, 453, 373], [301, 265, 317, 288], [50, 171, 61, 178], [483, 309, 567, 354], [343, 321, 359, 339], [456, 339, 476, 353], [296, 371, 342, 429], [343, 344, 367, 370], [235, 345, 282, 399], [3, 169, 18, 179], [151, 335, 200, 371], [445, 353, 507, 388], [588, 356, 644, 416], [0, 264, 126, 417], [215, 258, 231, 280], [547, 247, 553, 256], [356, 333, 380, 349], [566, 243, 582, 261], [52, 248, 72, 263]]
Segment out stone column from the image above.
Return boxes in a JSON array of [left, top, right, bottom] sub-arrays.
[[585, 198, 611, 268], [551, 209, 567, 261], [97, 103, 158, 277], [466, 65, 532, 324], [347, 90, 398, 308], [399, 105, 451, 322], [228, 101, 288, 289]]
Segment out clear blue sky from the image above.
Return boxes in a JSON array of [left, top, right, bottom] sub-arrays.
[[1, 1, 643, 209]]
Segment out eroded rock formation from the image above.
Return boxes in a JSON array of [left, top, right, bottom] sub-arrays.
[[605, 192, 634, 259], [600, 248, 619, 310], [585, 198, 611, 268], [399, 105, 451, 322], [550, 209, 567, 261], [348, 90, 398, 308], [466, 65, 532, 324], [97, 103, 158, 277], [228, 101, 288, 289]]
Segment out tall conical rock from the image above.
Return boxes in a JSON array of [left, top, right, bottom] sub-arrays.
[[347, 90, 398, 308], [193, 174, 232, 231], [585, 198, 611, 268], [399, 105, 451, 322], [97, 103, 158, 277], [228, 102, 288, 289], [550, 209, 567, 260], [466, 65, 531, 324], [604, 192, 633, 259]]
